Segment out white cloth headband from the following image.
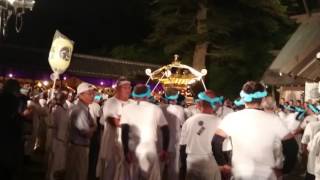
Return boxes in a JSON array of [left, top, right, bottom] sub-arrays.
[[117, 80, 131, 86]]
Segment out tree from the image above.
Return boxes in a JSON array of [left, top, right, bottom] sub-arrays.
[[108, 0, 295, 98]]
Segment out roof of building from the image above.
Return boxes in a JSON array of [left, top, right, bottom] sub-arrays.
[[0, 44, 161, 81], [262, 13, 320, 85]]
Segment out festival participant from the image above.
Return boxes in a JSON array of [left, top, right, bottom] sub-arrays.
[[88, 94, 102, 179], [48, 91, 69, 180], [215, 95, 234, 179], [184, 99, 201, 118], [96, 77, 133, 180], [160, 87, 185, 180], [0, 79, 26, 180], [216, 97, 233, 119], [37, 94, 50, 153], [180, 90, 222, 180], [299, 104, 319, 131], [309, 131, 320, 180], [121, 84, 169, 180], [65, 92, 75, 109], [65, 82, 96, 180], [300, 104, 320, 180], [282, 105, 301, 133], [213, 81, 298, 180], [25, 95, 49, 156], [262, 97, 286, 180]]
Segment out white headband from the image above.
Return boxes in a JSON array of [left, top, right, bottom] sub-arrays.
[[117, 80, 131, 87]]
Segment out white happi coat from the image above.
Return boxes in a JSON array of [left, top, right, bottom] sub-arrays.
[[96, 97, 132, 180], [180, 113, 221, 180], [121, 100, 168, 180]]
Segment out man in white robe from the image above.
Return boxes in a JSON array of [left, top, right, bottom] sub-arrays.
[[96, 77, 132, 180]]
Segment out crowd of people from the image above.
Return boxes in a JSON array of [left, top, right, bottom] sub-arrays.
[[0, 77, 320, 180]]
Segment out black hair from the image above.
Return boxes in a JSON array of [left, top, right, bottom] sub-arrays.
[[242, 81, 265, 104], [133, 84, 148, 95]]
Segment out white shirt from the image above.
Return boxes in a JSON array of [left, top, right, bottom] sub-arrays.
[[100, 96, 132, 125], [180, 113, 221, 155], [65, 100, 74, 109], [219, 109, 290, 178], [278, 111, 286, 120], [301, 121, 320, 174], [39, 98, 47, 107], [184, 104, 200, 118], [121, 101, 168, 149], [282, 112, 300, 132], [216, 106, 234, 119], [301, 114, 319, 130], [100, 96, 133, 146], [89, 102, 101, 124], [217, 106, 234, 151], [310, 131, 320, 178], [160, 104, 185, 152]]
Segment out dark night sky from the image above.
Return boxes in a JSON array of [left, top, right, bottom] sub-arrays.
[[4, 0, 150, 54]]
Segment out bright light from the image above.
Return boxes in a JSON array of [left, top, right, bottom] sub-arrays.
[[8, 73, 13, 78], [37, 82, 42, 87], [165, 70, 172, 77], [100, 81, 104, 86], [112, 84, 116, 88], [317, 52, 320, 59], [0, 0, 35, 37], [7, 0, 15, 5], [201, 69, 207, 75], [145, 68, 152, 76], [7, 0, 35, 9], [43, 81, 49, 86], [279, 72, 283, 76], [188, 79, 197, 84], [63, 76, 67, 80]]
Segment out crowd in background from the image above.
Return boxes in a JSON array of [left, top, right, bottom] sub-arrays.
[[0, 77, 320, 180]]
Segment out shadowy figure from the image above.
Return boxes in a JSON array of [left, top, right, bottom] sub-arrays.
[[0, 79, 27, 180]]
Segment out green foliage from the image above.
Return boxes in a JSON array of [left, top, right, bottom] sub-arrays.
[[108, 0, 296, 98], [204, 0, 296, 98], [109, 44, 169, 64]]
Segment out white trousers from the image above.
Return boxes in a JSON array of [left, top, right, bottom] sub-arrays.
[[186, 154, 221, 180], [132, 142, 161, 180]]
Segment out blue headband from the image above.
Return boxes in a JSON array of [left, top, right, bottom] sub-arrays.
[[240, 90, 267, 103], [197, 92, 222, 109], [294, 106, 305, 113], [132, 86, 151, 98], [234, 99, 244, 106], [307, 104, 320, 114], [284, 105, 296, 112], [165, 92, 179, 100], [217, 96, 224, 105], [296, 111, 306, 121]]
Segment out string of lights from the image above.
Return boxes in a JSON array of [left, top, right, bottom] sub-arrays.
[[0, 0, 35, 37]]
